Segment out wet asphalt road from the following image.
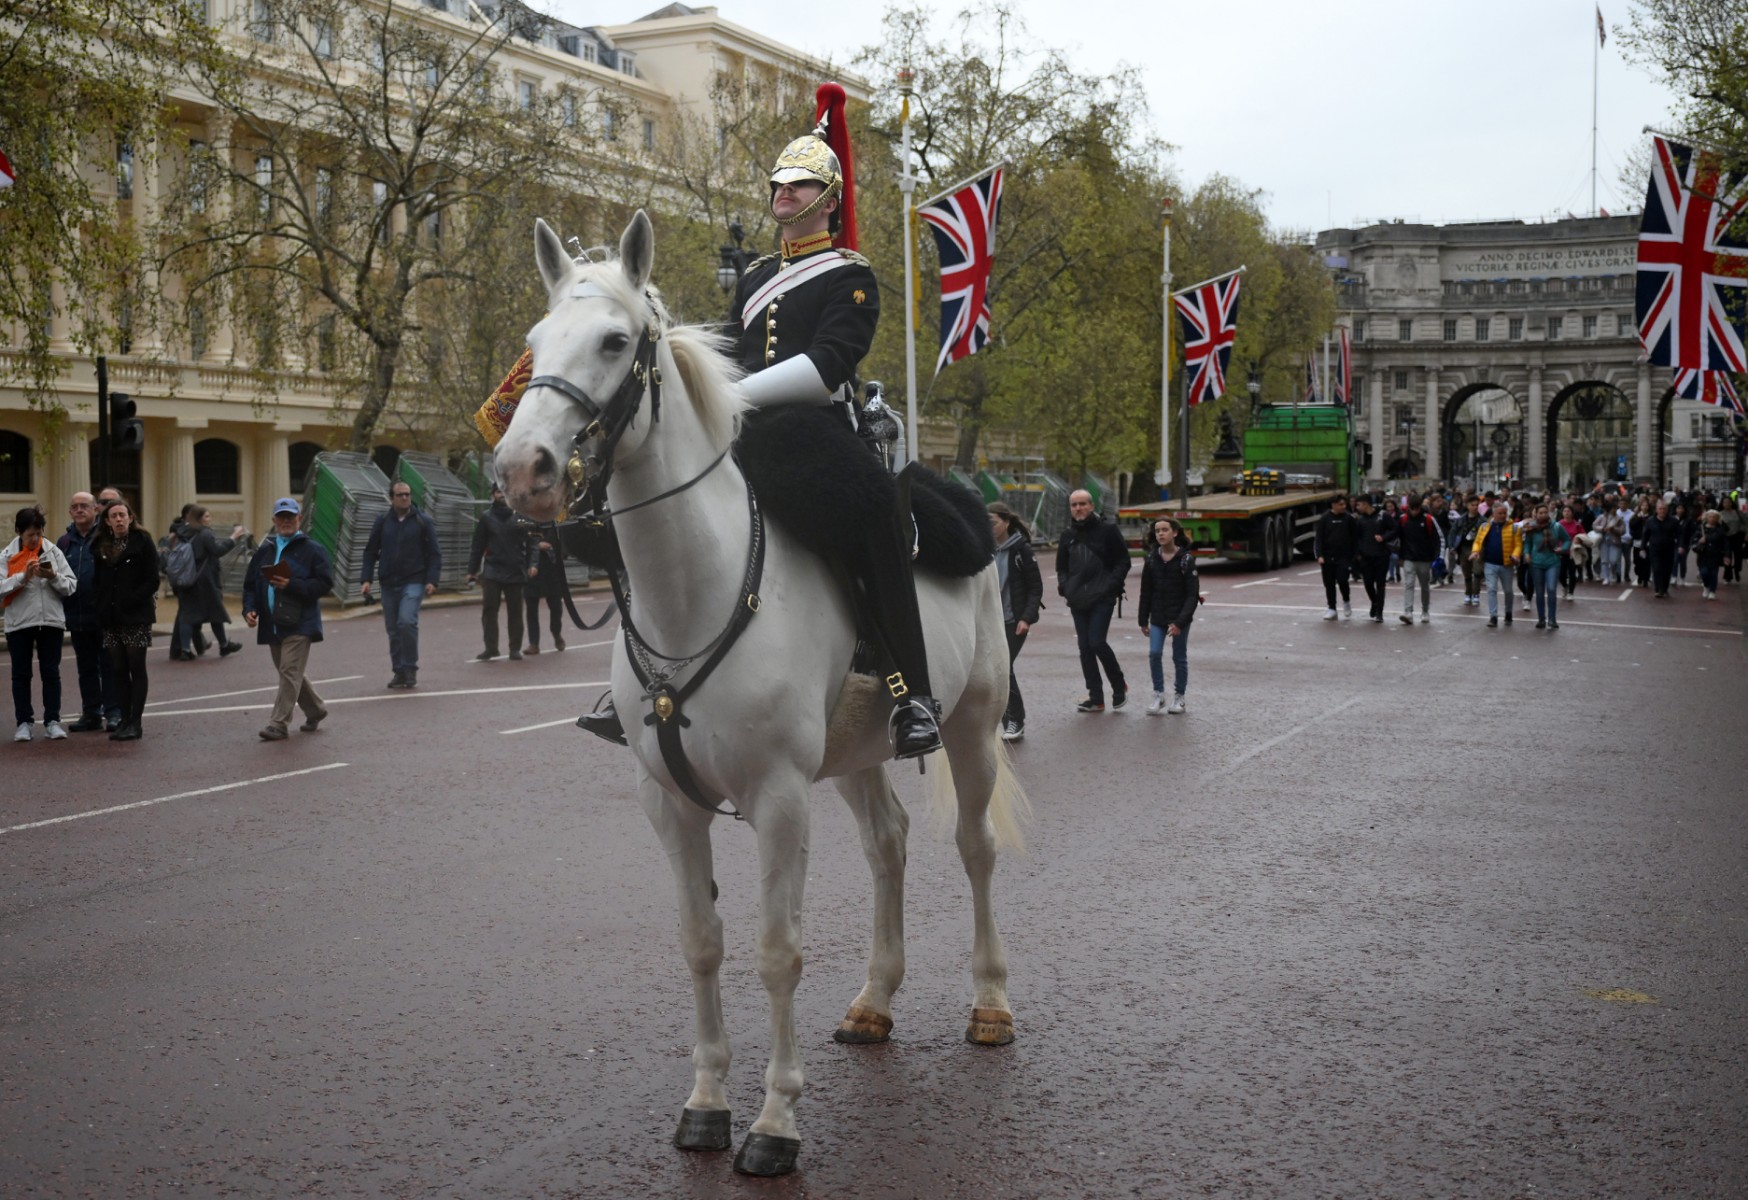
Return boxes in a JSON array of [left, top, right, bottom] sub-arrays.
[[2, 569, 1745, 1198]]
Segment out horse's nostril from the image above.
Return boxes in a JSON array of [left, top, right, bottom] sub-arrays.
[[533, 446, 557, 478]]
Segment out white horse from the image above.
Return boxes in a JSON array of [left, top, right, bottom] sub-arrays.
[[494, 211, 1029, 1177]]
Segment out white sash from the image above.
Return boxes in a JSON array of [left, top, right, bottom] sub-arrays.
[[740, 254, 854, 328]]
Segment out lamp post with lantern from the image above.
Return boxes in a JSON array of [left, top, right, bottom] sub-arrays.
[[716, 219, 752, 292]]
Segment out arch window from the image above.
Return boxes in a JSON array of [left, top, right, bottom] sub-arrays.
[[194, 438, 242, 494], [0, 430, 31, 493], [288, 441, 322, 493]]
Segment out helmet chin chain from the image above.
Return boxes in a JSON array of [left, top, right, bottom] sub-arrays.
[[772, 179, 841, 227]]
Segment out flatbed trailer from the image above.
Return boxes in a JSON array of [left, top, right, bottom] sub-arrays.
[[1119, 486, 1343, 568]]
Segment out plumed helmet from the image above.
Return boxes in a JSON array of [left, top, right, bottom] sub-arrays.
[[768, 83, 859, 249]]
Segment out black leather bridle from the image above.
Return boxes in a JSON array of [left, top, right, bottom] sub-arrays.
[[522, 296, 664, 521]]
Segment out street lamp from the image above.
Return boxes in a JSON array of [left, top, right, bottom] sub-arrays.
[[1399, 409, 1417, 479], [716, 219, 751, 292], [1246, 363, 1261, 419]]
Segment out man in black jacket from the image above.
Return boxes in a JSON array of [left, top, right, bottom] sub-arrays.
[[1352, 494, 1398, 623], [1313, 495, 1357, 619], [467, 485, 535, 660], [1643, 498, 1682, 598], [1055, 490, 1130, 712], [362, 482, 443, 689], [1396, 494, 1442, 624]]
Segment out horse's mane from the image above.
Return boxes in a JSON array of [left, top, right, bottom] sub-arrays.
[[572, 259, 748, 452]]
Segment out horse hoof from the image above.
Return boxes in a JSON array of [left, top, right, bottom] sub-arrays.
[[673, 1107, 732, 1151], [832, 1004, 894, 1044], [965, 1006, 1015, 1046], [733, 1131, 801, 1176]]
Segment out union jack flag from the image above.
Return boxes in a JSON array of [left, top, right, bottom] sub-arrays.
[[1303, 354, 1319, 403], [1673, 367, 1744, 414], [1173, 273, 1242, 407], [1333, 326, 1353, 407], [919, 167, 1004, 375], [1635, 135, 1748, 372]]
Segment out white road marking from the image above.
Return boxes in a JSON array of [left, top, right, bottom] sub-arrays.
[[501, 716, 588, 735], [1297, 568, 1321, 576], [0, 763, 349, 836], [1219, 695, 1362, 777], [1618, 589, 1633, 601], [145, 680, 614, 718], [143, 676, 364, 707], [1229, 576, 1283, 589]]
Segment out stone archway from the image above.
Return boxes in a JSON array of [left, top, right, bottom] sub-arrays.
[[1443, 383, 1523, 489], [1547, 380, 1633, 491]]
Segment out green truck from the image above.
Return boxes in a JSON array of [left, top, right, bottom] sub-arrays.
[[1119, 404, 1359, 567]]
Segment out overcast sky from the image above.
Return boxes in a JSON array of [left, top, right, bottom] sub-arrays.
[[551, 0, 1682, 233]]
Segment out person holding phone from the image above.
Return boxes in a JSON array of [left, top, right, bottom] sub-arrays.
[[3, 506, 79, 741], [243, 498, 333, 741]]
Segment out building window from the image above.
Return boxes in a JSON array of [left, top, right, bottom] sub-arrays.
[[314, 19, 334, 58], [1475, 317, 1490, 342], [559, 34, 580, 56], [425, 205, 440, 246], [317, 315, 336, 372], [288, 441, 322, 493], [0, 430, 31, 493], [618, 51, 636, 76], [1353, 319, 1365, 342], [1620, 312, 1634, 336], [190, 302, 208, 360], [1508, 280, 1527, 294], [316, 166, 333, 229], [642, 117, 656, 150], [1548, 316, 1563, 340], [117, 141, 134, 200], [1398, 318, 1413, 342], [1509, 317, 1523, 340], [255, 154, 273, 217], [603, 109, 617, 140], [193, 438, 241, 494], [561, 92, 576, 127], [250, 0, 273, 40], [373, 181, 389, 246], [422, 0, 448, 10], [1529, 279, 1544, 294], [518, 79, 536, 109], [583, 41, 597, 63], [1583, 314, 1598, 338], [1443, 319, 1457, 342], [1394, 370, 1409, 391]]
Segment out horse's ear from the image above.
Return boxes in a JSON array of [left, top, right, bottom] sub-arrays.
[[620, 210, 654, 294], [535, 218, 571, 296]]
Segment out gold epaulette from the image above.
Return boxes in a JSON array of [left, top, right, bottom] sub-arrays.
[[837, 249, 870, 267]]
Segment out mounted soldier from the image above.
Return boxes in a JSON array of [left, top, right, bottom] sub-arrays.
[[481, 84, 951, 760]]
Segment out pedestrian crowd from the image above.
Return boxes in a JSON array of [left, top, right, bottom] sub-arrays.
[[1312, 481, 1747, 630]]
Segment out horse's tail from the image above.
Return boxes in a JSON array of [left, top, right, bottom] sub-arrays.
[[928, 735, 1032, 853]]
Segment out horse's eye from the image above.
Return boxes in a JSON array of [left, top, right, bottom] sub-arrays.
[[602, 332, 630, 354]]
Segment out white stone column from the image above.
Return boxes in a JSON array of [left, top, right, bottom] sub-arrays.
[[1636, 363, 1654, 483], [1368, 369, 1386, 482], [1526, 366, 1544, 489], [132, 135, 165, 357], [53, 420, 96, 504], [1423, 368, 1441, 481], [254, 427, 293, 537], [200, 114, 236, 367], [162, 422, 201, 535]]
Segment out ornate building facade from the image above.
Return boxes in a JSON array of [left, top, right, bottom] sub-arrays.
[[1317, 215, 1738, 492], [0, 1, 866, 537]]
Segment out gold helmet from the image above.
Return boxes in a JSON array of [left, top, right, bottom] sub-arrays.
[[769, 130, 842, 226]]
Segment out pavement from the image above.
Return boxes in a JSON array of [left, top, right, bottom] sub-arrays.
[[1, 565, 1744, 1197]]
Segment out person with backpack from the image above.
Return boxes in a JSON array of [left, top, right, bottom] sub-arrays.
[[1137, 517, 1198, 715], [1396, 494, 1441, 625], [170, 505, 245, 662]]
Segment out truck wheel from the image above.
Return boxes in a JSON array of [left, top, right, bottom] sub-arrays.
[[1263, 516, 1282, 570]]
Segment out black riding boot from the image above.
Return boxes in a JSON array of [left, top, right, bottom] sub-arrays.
[[865, 465, 941, 759], [578, 697, 627, 745]]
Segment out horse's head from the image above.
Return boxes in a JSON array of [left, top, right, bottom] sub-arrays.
[[495, 211, 662, 523]]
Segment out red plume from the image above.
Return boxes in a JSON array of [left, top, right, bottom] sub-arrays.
[[813, 82, 856, 251]]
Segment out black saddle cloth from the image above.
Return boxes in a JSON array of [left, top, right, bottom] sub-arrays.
[[735, 406, 994, 578]]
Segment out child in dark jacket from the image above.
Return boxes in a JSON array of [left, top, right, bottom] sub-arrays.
[[1137, 518, 1199, 715]]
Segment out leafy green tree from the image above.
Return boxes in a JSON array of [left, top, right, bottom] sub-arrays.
[[0, 0, 220, 425]]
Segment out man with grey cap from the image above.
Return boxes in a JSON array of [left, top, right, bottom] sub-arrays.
[[242, 497, 333, 741]]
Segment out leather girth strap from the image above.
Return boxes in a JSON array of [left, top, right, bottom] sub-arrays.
[[608, 483, 766, 820]]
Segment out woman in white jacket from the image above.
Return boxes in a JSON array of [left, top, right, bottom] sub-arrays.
[[3, 505, 78, 741]]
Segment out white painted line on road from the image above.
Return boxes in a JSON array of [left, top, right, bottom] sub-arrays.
[[143, 676, 364, 707], [1297, 568, 1321, 576], [1203, 600, 1737, 636], [500, 716, 588, 735], [0, 763, 349, 836], [145, 680, 614, 719], [1219, 695, 1362, 777], [1229, 577, 1283, 589]]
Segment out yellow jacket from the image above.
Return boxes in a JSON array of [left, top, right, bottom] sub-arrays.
[[1470, 518, 1522, 564]]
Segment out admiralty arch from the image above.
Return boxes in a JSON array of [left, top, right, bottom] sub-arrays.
[[1316, 215, 1740, 492]]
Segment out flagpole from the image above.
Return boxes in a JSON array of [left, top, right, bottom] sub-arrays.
[[1592, 7, 1599, 216], [1158, 198, 1173, 495], [898, 68, 919, 470], [1170, 264, 1248, 298], [917, 160, 1010, 211], [1322, 333, 1331, 408]]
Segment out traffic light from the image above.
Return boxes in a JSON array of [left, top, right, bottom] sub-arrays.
[[1359, 441, 1374, 471], [108, 392, 143, 453]]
